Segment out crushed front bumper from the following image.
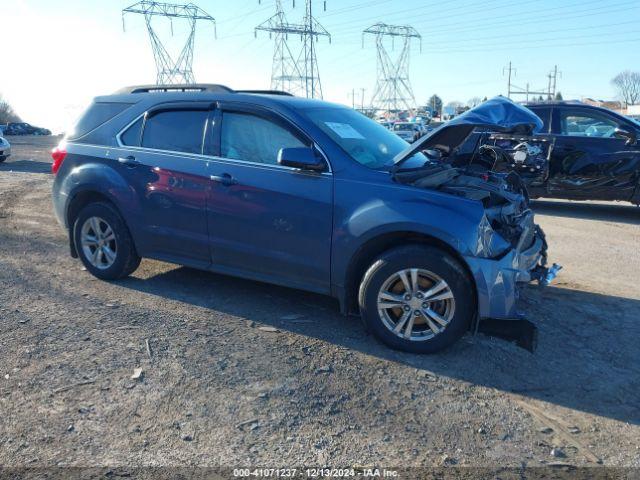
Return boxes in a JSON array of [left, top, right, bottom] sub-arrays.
[[464, 225, 560, 321]]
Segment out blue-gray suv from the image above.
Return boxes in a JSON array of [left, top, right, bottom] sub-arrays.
[[52, 86, 557, 353]]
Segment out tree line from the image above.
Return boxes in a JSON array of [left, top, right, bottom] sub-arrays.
[[0, 94, 21, 124]]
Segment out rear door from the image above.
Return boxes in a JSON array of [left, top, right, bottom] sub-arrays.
[[205, 103, 333, 294], [548, 107, 640, 201], [116, 103, 213, 266]]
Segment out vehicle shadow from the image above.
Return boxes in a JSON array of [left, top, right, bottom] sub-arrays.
[[0, 160, 52, 174], [119, 266, 640, 426], [531, 199, 640, 225]]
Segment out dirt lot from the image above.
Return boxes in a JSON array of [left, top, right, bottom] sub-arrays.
[[0, 136, 639, 474]]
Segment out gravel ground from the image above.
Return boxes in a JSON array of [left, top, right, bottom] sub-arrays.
[[0, 136, 639, 475]]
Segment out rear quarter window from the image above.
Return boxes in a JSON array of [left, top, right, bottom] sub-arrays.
[[69, 102, 132, 139], [119, 117, 143, 146]]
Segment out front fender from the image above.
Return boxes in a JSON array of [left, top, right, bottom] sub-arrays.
[[331, 179, 486, 290]]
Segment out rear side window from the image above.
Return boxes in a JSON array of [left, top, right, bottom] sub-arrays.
[[221, 112, 306, 165], [141, 110, 208, 154], [70, 102, 132, 139]]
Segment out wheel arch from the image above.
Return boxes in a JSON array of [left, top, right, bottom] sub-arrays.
[[341, 231, 477, 317], [65, 190, 130, 258]]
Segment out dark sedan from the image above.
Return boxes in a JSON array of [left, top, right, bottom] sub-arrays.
[[526, 102, 640, 204]]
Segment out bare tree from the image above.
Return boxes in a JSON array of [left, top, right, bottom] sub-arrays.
[[0, 94, 21, 124], [611, 71, 640, 107], [467, 97, 482, 108]]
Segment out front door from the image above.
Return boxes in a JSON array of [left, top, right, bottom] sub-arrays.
[[548, 108, 640, 201], [116, 105, 213, 266], [205, 104, 333, 294]]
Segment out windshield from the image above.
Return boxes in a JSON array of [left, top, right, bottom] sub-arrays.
[[303, 107, 427, 169]]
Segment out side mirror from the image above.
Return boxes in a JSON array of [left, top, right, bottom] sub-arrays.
[[278, 147, 326, 171], [614, 127, 637, 145]]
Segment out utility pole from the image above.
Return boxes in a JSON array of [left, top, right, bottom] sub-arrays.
[[548, 65, 561, 99], [363, 22, 421, 115], [122, 1, 216, 85], [504, 61, 515, 99], [348, 88, 356, 109], [348, 88, 366, 111], [504, 62, 558, 102]]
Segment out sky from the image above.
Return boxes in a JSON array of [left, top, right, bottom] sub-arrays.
[[2, 0, 639, 132]]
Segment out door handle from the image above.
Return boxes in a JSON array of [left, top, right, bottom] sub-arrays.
[[210, 173, 238, 186], [117, 155, 138, 168]]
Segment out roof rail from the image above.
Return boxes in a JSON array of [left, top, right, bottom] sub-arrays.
[[236, 90, 294, 96], [115, 84, 234, 95]]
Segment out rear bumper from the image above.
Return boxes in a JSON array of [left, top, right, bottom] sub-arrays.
[[465, 229, 552, 320]]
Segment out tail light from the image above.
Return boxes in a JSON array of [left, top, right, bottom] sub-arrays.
[[51, 146, 67, 175]]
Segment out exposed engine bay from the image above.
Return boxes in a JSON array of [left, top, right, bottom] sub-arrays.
[[391, 97, 561, 288], [474, 133, 554, 188], [394, 160, 543, 258]]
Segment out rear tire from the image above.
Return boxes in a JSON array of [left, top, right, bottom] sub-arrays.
[[358, 245, 475, 354], [73, 202, 140, 280]]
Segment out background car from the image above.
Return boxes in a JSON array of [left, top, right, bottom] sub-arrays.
[[392, 122, 422, 142], [0, 134, 11, 162], [3, 122, 51, 136], [424, 121, 445, 134]]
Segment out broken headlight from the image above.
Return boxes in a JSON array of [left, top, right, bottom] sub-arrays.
[[475, 214, 512, 258]]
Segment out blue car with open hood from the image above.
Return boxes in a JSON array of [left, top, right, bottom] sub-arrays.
[[52, 87, 558, 353]]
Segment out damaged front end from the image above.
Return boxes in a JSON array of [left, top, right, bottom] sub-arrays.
[[392, 97, 561, 351]]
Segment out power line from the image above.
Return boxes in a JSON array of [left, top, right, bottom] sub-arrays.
[[413, 0, 638, 38], [329, 0, 634, 40]]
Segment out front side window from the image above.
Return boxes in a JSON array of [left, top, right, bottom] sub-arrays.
[[304, 107, 425, 169], [221, 112, 306, 165], [560, 111, 620, 138], [141, 110, 208, 154]]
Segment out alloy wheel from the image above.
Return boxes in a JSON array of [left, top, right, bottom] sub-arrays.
[[80, 216, 117, 270], [377, 268, 456, 341]]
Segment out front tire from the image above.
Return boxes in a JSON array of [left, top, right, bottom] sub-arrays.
[[358, 245, 475, 354], [73, 202, 140, 280]]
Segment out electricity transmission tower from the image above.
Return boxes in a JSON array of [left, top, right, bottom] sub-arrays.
[[122, 1, 216, 85], [297, 0, 331, 99], [363, 23, 421, 114], [256, 0, 330, 98], [255, 0, 306, 95]]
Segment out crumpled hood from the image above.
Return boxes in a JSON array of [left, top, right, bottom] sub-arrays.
[[392, 97, 543, 169]]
